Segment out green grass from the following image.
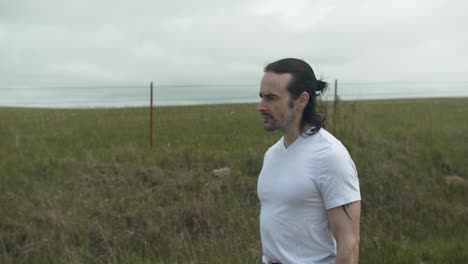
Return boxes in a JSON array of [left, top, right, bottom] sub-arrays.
[[1, 98, 467, 263]]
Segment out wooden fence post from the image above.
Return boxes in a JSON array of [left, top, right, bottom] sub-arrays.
[[150, 82, 154, 150], [333, 79, 338, 132]]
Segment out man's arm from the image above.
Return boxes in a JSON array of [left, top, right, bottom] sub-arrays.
[[327, 201, 361, 264]]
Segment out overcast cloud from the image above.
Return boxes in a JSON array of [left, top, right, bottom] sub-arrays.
[[1, 0, 467, 87]]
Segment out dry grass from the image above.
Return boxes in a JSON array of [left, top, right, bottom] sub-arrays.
[[0, 98, 467, 263]]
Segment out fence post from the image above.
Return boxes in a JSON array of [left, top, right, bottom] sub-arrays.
[[150, 82, 154, 150], [333, 79, 338, 132]]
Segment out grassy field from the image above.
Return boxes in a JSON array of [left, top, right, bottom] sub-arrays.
[[1, 98, 467, 263]]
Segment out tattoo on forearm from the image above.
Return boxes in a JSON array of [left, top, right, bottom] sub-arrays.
[[342, 204, 352, 221]]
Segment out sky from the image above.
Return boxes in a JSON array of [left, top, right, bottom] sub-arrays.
[[1, 0, 468, 87]]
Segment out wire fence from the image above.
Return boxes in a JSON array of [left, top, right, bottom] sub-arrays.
[[1, 81, 467, 108]]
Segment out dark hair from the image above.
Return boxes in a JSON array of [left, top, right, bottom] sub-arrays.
[[264, 58, 328, 134]]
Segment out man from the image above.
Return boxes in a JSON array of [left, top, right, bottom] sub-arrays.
[[257, 58, 361, 264]]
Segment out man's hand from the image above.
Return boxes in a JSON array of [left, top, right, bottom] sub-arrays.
[[327, 201, 361, 264]]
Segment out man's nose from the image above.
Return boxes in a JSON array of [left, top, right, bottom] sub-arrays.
[[257, 100, 267, 112]]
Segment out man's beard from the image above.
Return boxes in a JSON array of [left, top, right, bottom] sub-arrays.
[[262, 108, 296, 132]]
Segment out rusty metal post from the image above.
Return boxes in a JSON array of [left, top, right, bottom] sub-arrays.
[[150, 82, 154, 149], [333, 79, 338, 132]]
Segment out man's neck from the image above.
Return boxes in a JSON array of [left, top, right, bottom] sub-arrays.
[[283, 129, 300, 148], [282, 122, 312, 148]]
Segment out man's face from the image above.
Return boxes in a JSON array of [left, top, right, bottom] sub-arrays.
[[257, 72, 297, 132]]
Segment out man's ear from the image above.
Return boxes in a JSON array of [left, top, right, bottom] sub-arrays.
[[296, 91, 310, 112]]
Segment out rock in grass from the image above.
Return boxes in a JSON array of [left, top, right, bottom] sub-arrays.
[[211, 167, 231, 178], [443, 175, 468, 187]]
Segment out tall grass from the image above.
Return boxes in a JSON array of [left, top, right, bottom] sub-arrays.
[[1, 98, 467, 263]]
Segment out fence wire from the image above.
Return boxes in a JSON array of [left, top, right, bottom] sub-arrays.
[[1, 82, 467, 108]]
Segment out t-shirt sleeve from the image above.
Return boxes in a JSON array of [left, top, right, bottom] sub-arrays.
[[318, 147, 361, 210]]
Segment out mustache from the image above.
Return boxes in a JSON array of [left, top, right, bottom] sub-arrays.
[[261, 112, 273, 118]]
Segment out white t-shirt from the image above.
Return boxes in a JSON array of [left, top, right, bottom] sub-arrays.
[[257, 128, 361, 264]]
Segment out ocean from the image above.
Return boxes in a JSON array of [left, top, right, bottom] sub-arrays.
[[1, 82, 467, 108]]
